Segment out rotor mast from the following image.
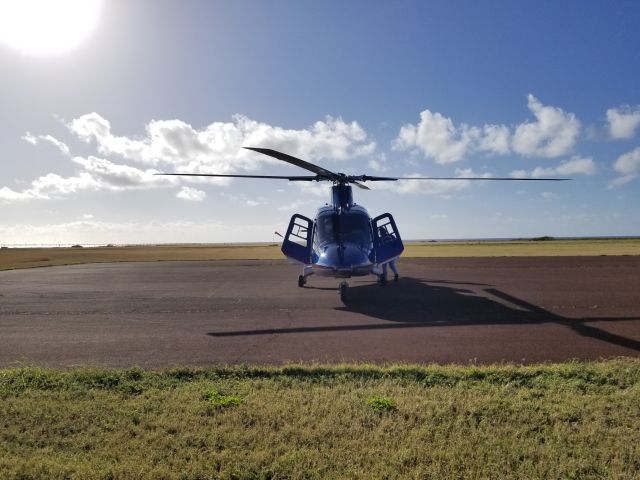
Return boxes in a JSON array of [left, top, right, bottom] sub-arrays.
[[331, 183, 354, 211]]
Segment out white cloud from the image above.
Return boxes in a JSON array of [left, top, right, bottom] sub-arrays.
[[4, 113, 376, 204], [176, 186, 206, 202], [0, 171, 102, 203], [22, 132, 70, 156], [68, 113, 376, 172], [510, 156, 596, 178], [557, 157, 597, 176], [30, 171, 101, 196], [477, 124, 511, 155], [606, 106, 640, 139], [394, 110, 477, 164], [71, 156, 170, 189], [394, 94, 580, 163], [512, 95, 581, 157], [611, 147, 640, 187], [455, 168, 494, 179], [0, 155, 178, 204], [374, 168, 489, 195], [0, 186, 38, 202]]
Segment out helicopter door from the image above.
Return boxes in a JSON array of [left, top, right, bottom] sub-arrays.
[[281, 214, 313, 264], [372, 213, 404, 263]]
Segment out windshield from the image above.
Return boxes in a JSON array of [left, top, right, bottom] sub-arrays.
[[315, 211, 372, 248], [340, 212, 372, 246], [315, 212, 336, 245]]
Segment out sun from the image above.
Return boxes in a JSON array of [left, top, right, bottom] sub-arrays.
[[0, 0, 102, 56]]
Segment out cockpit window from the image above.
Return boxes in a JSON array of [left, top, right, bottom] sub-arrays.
[[315, 211, 372, 248], [340, 212, 372, 246], [315, 212, 336, 245]]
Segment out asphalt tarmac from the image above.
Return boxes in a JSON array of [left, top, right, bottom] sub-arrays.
[[1, 257, 639, 367]]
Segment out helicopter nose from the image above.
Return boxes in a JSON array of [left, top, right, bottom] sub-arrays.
[[317, 243, 371, 274]]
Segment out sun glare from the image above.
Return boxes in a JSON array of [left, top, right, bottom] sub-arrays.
[[0, 0, 102, 56]]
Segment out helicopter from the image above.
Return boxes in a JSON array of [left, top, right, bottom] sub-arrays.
[[157, 147, 568, 301]]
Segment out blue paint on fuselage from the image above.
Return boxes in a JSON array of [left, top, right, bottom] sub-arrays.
[[310, 204, 375, 278]]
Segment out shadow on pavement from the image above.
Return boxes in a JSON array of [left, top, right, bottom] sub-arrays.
[[208, 277, 640, 352]]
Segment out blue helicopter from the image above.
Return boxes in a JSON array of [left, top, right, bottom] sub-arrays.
[[158, 147, 568, 300]]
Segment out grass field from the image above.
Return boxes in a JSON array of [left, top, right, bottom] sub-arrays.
[[1, 238, 639, 270], [404, 237, 640, 257], [1, 360, 639, 479]]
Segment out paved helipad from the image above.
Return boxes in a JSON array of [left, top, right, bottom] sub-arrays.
[[1, 257, 639, 366]]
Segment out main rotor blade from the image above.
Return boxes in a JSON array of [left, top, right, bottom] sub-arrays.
[[244, 147, 337, 179], [351, 180, 370, 190], [353, 175, 401, 182], [154, 173, 318, 181], [361, 176, 571, 181]]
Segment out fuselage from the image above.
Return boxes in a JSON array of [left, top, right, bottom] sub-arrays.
[[310, 204, 376, 278], [280, 183, 403, 281]]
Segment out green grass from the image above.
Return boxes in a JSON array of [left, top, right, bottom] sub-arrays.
[[367, 395, 398, 413], [2, 360, 640, 479], [204, 388, 243, 410]]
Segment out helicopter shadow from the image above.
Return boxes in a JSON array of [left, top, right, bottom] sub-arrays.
[[337, 277, 640, 352], [339, 276, 525, 324], [209, 277, 640, 352]]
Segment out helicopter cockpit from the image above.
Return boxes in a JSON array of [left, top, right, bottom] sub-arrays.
[[314, 209, 373, 251]]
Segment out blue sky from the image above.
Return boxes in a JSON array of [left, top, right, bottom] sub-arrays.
[[1, 0, 639, 244]]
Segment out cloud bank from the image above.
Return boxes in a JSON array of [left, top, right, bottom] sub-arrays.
[[510, 156, 596, 179], [68, 113, 376, 171], [3, 97, 636, 205], [394, 94, 581, 163], [1, 114, 376, 203]]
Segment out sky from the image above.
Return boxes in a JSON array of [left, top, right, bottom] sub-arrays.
[[1, 0, 639, 245]]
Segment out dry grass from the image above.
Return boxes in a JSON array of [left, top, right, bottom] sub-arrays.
[[404, 238, 640, 257], [0, 244, 282, 271], [1, 360, 639, 479], [1, 238, 639, 271]]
